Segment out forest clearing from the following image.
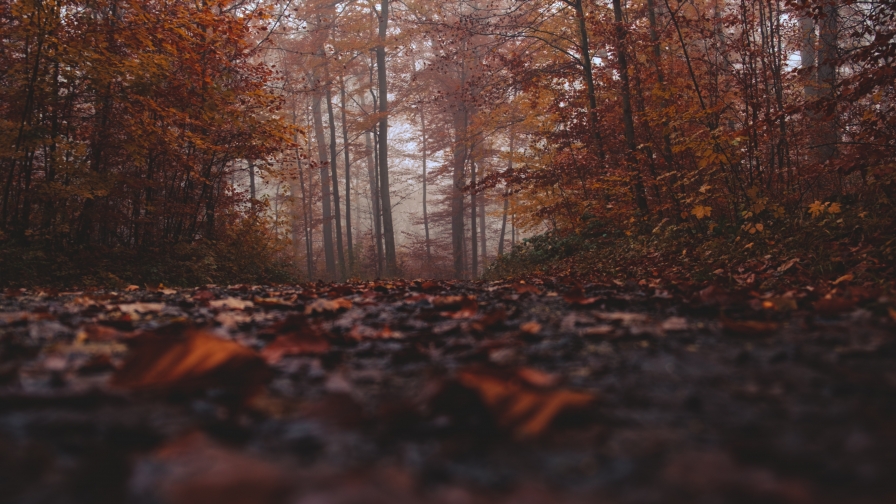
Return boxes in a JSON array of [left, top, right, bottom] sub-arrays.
[[1, 0, 895, 502]]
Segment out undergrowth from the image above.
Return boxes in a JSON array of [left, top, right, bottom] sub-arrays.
[[486, 204, 896, 291], [0, 217, 300, 288]]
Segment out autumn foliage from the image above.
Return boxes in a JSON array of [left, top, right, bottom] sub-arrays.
[[0, 0, 294, 285]]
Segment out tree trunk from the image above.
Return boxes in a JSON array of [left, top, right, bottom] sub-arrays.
[[340, 74, 354, 276], [451, 105, 468, 280], [471, 158, 478, 279], [572, 0, 604, 158], [312, 87, 336, 280], [325, 66, 347, 281], [420, 107, 431, 262], [498, 129, 513, 257], [612, 0, 649, 215], [376, 0, 398, 277], [816, 3, 838, 163], [479, 168, 487, 268]]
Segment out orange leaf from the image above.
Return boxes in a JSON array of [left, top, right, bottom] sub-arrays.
[[261, 332, 330, 364], [112, 330, 270, 396], [720, 316, 780, 336], [457, 367, 594, 439]]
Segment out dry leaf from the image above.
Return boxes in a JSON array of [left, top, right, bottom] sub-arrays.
[[456, 367, 595, 439], [563, 286, 600, 306], [814, 297, 856, 314], [304, 298, 352, 315], [661, 317, 689, 332], [116, 302, 166, 315], [209, 298, 254, 310], [261, 332, 330, 364], [720, 316, 780, 336], [112, 329, 270, 396], [519, 321, 542, 335], [832, 274, 854, 285], [134, 432, 291, 504]]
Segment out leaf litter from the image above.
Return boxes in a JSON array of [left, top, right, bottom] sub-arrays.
[[0, 279, 895, 503]]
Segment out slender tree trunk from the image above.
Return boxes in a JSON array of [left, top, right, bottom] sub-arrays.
[[340, 74, 354, 276], [372, 125, 385, 277], [376, 0, 397, 277], [471, 158, 478, 279], [816, 2, 838, 163], [363, 90, 384, 277], [479, 169, 487, 267], [612, 0, 649, 215], [571, 0, 604, 158], [325, 66, 346, 281], [511, 210, 516, 247], [420, 107, 431, 262], [498, 129, 513, 256], [312, 88, 336, 280], [248, 163, 256, 210]]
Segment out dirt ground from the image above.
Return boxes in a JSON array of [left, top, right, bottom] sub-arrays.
[[1, 280, 895, 504]]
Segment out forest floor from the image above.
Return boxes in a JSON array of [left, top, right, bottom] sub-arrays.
[[1, 279, 895, 504]]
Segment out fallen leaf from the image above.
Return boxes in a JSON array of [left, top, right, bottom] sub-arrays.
[[304, 298, 352, 315], [720, 316, 780, 336], [519, 321, 542, 335], [261, 332, 330, 364], [111, 329, 270, 397], [132, 432, 292, 504], [832, 274, 854, 285], [661, 317, 689, 332], [776, 258, 799, 274], [515, 367, 560, 388], [209, 298, 254, 310], [563, 286, 600, 306], [456, 366, 595, 439], [814, 297, 856, 314], [116, 302, 166, 315]]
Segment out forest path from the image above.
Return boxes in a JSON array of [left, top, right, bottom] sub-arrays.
[[1, 280, 895, 503]]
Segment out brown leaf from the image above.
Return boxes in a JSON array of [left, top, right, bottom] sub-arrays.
[[813, 297, 856, 314], [471, 307, 508, 331], [519, 321, 542, 335], [134, 432, 291, 504], [111, 329, 270, 397], [261, 332, 330, 364], [434, 296, 479, 319], [512, 283, 542, 295], [305, 297, 352, 315], [563, 286, 600, 306], [832, 273, 854, 285], [720, 316, 780, 336], [456, 366, 595, 439]]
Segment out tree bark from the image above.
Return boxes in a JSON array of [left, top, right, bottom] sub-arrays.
[[312, 85, 336, 280], [420, 107, 431, 262], [471, 157, 478, 279], [340, 74, 354, 276], [498, 129, 513, 257], [570, 0, 604, 158], [376, 0, 398, 277], [451, 104, 468, 280], [325, 65, 347, 281], [612, 0, 649, 215]]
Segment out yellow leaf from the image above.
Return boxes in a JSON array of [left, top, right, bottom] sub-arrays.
[[755, 223, 764, 232], [827, 202, 842, 214], [808, 201, 826, 218], [691, 205, 711, 219]]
